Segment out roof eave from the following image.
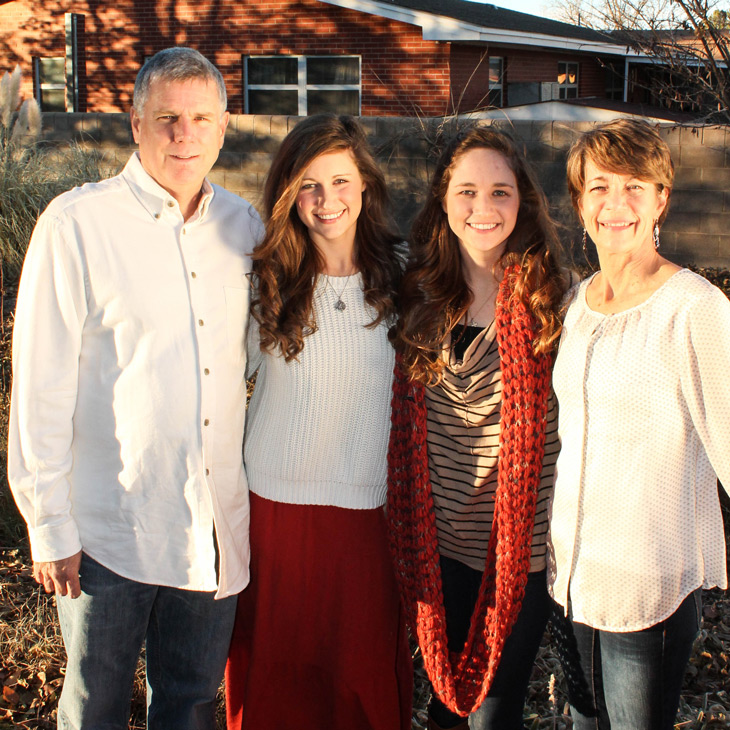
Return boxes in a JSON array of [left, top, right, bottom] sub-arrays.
[[317, 0, 630, 55], [427, 26, 630, 55]]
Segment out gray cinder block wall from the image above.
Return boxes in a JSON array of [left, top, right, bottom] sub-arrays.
[[39, 112, 730, 268]]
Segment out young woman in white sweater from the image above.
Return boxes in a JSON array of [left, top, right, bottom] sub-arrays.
[[225, 114, 411, 730]]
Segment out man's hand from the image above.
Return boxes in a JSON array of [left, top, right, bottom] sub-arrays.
[[33, 551, 83, 599]]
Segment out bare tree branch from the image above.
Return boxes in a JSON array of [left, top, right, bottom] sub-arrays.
[[555, 0, 730, 120]]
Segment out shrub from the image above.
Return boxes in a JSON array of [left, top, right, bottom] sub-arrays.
[[0, 65, 105, 286], [0, 65, 107, 548]]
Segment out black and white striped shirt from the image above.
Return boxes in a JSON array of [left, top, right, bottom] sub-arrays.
[[426, 322, 559, 572]]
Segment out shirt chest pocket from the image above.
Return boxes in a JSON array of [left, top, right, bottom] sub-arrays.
[[224, 287, 248, 364]]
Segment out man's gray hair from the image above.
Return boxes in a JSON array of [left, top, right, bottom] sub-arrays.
[[133, 47, 227, 116]]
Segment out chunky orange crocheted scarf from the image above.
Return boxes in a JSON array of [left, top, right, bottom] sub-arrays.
[[387, 264, 551, 717]]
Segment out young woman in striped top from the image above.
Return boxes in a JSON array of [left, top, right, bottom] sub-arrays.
[[388, 126, 570, 730]]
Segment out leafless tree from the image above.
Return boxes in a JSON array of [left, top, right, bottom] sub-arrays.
[[548, 0, 730, 121], [547, 0, 679, 28]]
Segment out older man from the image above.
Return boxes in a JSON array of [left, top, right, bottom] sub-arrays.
[[8, 48, 261, 729]]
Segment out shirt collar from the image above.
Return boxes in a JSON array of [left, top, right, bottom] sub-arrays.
[[121, 152, 215, 222]]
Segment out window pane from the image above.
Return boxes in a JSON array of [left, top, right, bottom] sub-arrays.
[[307, 89, 359, 116], [40, 57, 64, 83], [566, 87, 578, 99], [248, 57, 297, 86], [605, 63, 623, 98], [486, 88, 502, 107], [248, 89, 298, 115], [307, 57, 359, 85], [488, 57, 503, 85], [41, 87, 66, 111]]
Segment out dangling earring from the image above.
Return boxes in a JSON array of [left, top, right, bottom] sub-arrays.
[[653, 221, 660, 250], [582, 228, 588, 256]]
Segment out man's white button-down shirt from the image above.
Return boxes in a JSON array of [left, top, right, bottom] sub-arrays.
[[9, 153, 263, 598]]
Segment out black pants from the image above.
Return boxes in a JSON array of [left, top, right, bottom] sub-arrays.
[[428, 557, 550, 730]]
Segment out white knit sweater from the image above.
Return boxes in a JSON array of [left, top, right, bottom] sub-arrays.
[[244, 273, 395, 509]]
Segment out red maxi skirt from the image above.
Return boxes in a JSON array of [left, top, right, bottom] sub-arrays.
[[226, 493, 412, 730]]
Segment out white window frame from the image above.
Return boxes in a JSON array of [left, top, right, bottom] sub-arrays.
[[557, 61, 579, 99], [488, 56, 504, 107], [65, 12, 83, 112], [244, 55, 361, 115], [33, 56, 66, 112]]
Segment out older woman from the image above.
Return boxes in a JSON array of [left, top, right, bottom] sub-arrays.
[[548, 118, 730, 730]]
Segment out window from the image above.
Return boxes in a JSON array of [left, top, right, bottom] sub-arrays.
[[32, 14, 85, 113], [557, 62, 579, 99], [605, 61, 624, 101], [487, 57, 504, 106], [245, 56, 361, 115], [33, 57, 66, 112]]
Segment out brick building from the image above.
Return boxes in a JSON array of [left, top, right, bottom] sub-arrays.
[[1, 0, 629, 116]]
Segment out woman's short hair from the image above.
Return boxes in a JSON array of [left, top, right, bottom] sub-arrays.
[[566, 118, 674, 225]]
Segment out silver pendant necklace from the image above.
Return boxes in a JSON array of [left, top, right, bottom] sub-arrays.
[[326, 273, 353, 311], [466, 286, 497, 326]]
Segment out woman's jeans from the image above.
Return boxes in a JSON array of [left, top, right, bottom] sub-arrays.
[[428, 558, 550, 730], [564, 587, 702, 730], [55, 552, 237, 730]]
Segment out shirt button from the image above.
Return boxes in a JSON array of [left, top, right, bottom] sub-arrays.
[[182, 228, 187, 235], [205, 468, 210, 476], [198, 319, 204, 326], [204, 368, 210, 375], [154, 213, 160, 220], [203, 418, 210, 426], [167, 200, 175, 208], [191, 272, 197, 279]]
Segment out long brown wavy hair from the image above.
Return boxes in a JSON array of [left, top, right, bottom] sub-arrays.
[[393, 125, 568, 385], [252, 114, 402, 361]]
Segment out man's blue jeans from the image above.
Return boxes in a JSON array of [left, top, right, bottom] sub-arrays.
[[565, 588, 702, 730], [55, 552, 237, 730]]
